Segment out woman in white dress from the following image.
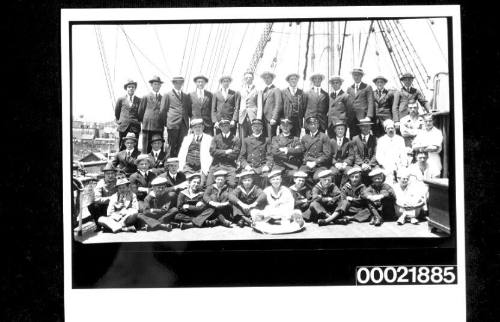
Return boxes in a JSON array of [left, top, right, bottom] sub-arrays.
[[412, 114, 443, 178]]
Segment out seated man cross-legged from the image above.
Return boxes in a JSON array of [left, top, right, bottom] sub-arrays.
[[98, 177, 139, 233], [229, 170, 264, 228], [336, 167, 372, 223], [307, 169, 345, 226], [137, 176, 178, 231]]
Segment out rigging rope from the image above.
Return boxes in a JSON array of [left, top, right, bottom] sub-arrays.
[[206, 24, 225, 89], [376, 20, 403, 86], [113, 25, 119, 82], [208, 24, 230, 91], [185, 24, 202, 90], [297, 23, 302, 73], [359, 20, 374, 68], [427, 19, 448, 64], [205, 24, 222, 79], [338, 21, 348, 75], [180, 24, 192, 75], [230, 23, 250, 75], [200, 24, 214, 70], [302, 22, 312, 81], [221, 23, 236, 75], [94, 26, 116, 111], [154, 25, 173, 77], [120, 26, 148, 89]]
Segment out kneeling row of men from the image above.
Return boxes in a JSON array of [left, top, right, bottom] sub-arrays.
[[91, 161, 428, 233]]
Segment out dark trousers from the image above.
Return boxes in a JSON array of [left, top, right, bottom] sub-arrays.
[[206, 165, 237, 188], [262, 118, 278, 139], [118, 129, 140, 151], [167, 124, 188, 157], [238, 117, 253, 141], [88, 202, 109, 224], [137, 207, 178, 229], [306, 200, 339, 222], [330, 166, 352, 187], [141, 129, 164, 154], [347, 117, 360, 139]]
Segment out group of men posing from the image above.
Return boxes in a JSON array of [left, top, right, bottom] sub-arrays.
[[88, 67, 443, 233]]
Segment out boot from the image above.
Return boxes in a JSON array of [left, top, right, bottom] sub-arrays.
[[205, 219, 218, 227], [218, 218, 233, 228], [180, 222, 194, 230]]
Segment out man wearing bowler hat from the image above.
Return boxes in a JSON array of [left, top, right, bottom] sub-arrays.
[[189, 75, 214, 135], [212, 75, 240, 136], [329, 119, 356, 187], [259, 71, 282, 138], [372, 75, 399, 137], [327, 75, 350, 138], [300, 116, 332, 187], [304, 73, 329, 133], [115, 79, 141, 150], [138, 75, 167, 154], [112, 132, 141, 176], [162, 76, 192, 157], [351, 117, 378, 184], [279, 73, 306, 137], [346, 67, 375, 138], [148, 134, 168, 173], [393, 72, 430, 126]]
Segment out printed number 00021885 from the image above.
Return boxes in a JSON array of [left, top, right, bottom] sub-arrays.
[[356, 266, 457, 285]]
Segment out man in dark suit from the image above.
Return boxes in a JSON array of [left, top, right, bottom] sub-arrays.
[[189, 75, 214, 135], [372, 75, 398, 137], [300, 116, 331, 187], [158, 157, 188, 200], [329, 120, 356, 187], [238, 119, 272, 186], [259, 71, 282, 138], [138, 75, 167, 154], [304, 73, 329, 133], [129, 154, 157, 205], [346, 67, 375, 138], [115, 79, 141, 150], [327, 75, 350, 138], [112, 132, 141, 177], [148, 134, 168, 174], [351, 118, 378, 185], [279, 73, 306, 138], [393, 72, 430, 127], [212, 76, 240, 136], [162, 76, 192, 157]]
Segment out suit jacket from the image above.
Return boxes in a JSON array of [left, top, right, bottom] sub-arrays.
[[239, 134, 272, 168], [346, 82, 375, 120], [304, 88, 329, 130], [328, 90, 349, 126], [111, 149, 140, 175], [162, 90, 192, 130], [129, 170, 157, 200], [138, 92, 166, 131], [178, 133, 213, 175], [158, 171, 187, 193], [210, 133, 241, 167], [394, 87, 429, 122], [115, 95, 141, 133], [330, 137, 355, 165], [189, 90, 213, 129], [261, 85, 282, 121], [212, 89, 240, 123], [269, 134, 304, 168], [301, 131, 331, 167], [351, 134, 378, 167], [373, 88, 397, 120], [238, 85, 259, 124], [280, 88, 306, 127], [148, 150, 168, 170]]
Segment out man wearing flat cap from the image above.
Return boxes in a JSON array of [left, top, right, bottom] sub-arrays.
[[138, 75, 167, 154], [304, 73, 329, 133], [115, 79, 141, 150], [393, 72, 430, 126], [372, 75, 399, 137], [189, 75, 214, 135], [206, 118, 241, 188], [279, 73, 306, 137], [212, 75, 240, 136], [346, 67, 375, 138], [162, 76, 192, 157], [327, 75, 350, 139], [238, 71, 260, 139], [88, 162, 118, 228], [259, 71, 282, 138], [112, 132, 141, 176], [300, 116, 332, 187], [351, 117, 378, 184], [269, 118, 305, 186]]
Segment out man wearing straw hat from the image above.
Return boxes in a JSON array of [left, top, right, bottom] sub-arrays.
[[163, 76, 192, 157], [129, 154, 157, 206], [351, 117, 378, 184], [393, 72, 430, 126], [346, 67, 374, 138], [259, 71, 282, 138], [115, 79, 141, 150], [238, 71, 260, 139], [212, 75, 240, 136], [87, 162, 118, 228], [279, 73, 306, 138], [327, 75, 349, 139], [98, 177, 139, 233], [112, 132, 141, 176], [138, 75, 167, 154], [304, 73, 329, 133], [189, 75, 214, 135], [372, 75, 398, 137]]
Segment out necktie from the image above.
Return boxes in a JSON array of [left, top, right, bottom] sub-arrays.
[[332, 92, 337, 99], [198, 90, 203, 100], [363, 135, 367, 143], [355, 84, 359, 94], [154, 152, 158, 160], [338, 139, 342, 146], [129, 95, 133, 104], [196, 136, 201, 142], [316, 88, 320, 95], [127, 151, 131, 158]]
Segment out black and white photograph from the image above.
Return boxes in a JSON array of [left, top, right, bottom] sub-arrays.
[[62, 5, 465, 322]]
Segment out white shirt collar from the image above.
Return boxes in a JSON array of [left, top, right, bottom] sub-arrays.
[[222, 132, 230, 139], [168, 171, 177, 178], [310, 130, 319, 137], [289, 86, 297, 93], [282, 132, 290, 137], [252, 132, 262, 138]]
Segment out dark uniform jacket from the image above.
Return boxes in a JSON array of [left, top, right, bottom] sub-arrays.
[[328, 90, 349, 125], [279, 88, 306, 127], [158, 171, 187, 193], [304, 88, 329, 130], [289, 185, 312, 210], [362, 182, 396, 219], [210, 133, 241, 167], [212, 89, 241, 123], [269, 134, 304, 169], [115, 95, 141, 133], [138, 92, 166, 131], [203, 184, 232, 205], [330, 137, 355, 165], [261, 85, 282, 121], [189, 90, 213, 129], [112, 149, 140, 176], [394, 86, 429, 122], [301, 131, 331, 167], [346, 82, 375, 120], [229, 185, 263, 205], [163, 90, 192, 130], [351, 134, 378, 168], [143, 190, 176, 214], [177, 189, 206, 214], [148, 150, 168, 171], [239, 134, 272, 168], [338, 182, 368, 212], [373, 88, 398, 120], [129, 170, 157, 200], [311, 182, 342, 206]]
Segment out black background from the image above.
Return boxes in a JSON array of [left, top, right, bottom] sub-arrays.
[[2, 1, 499, 321]]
